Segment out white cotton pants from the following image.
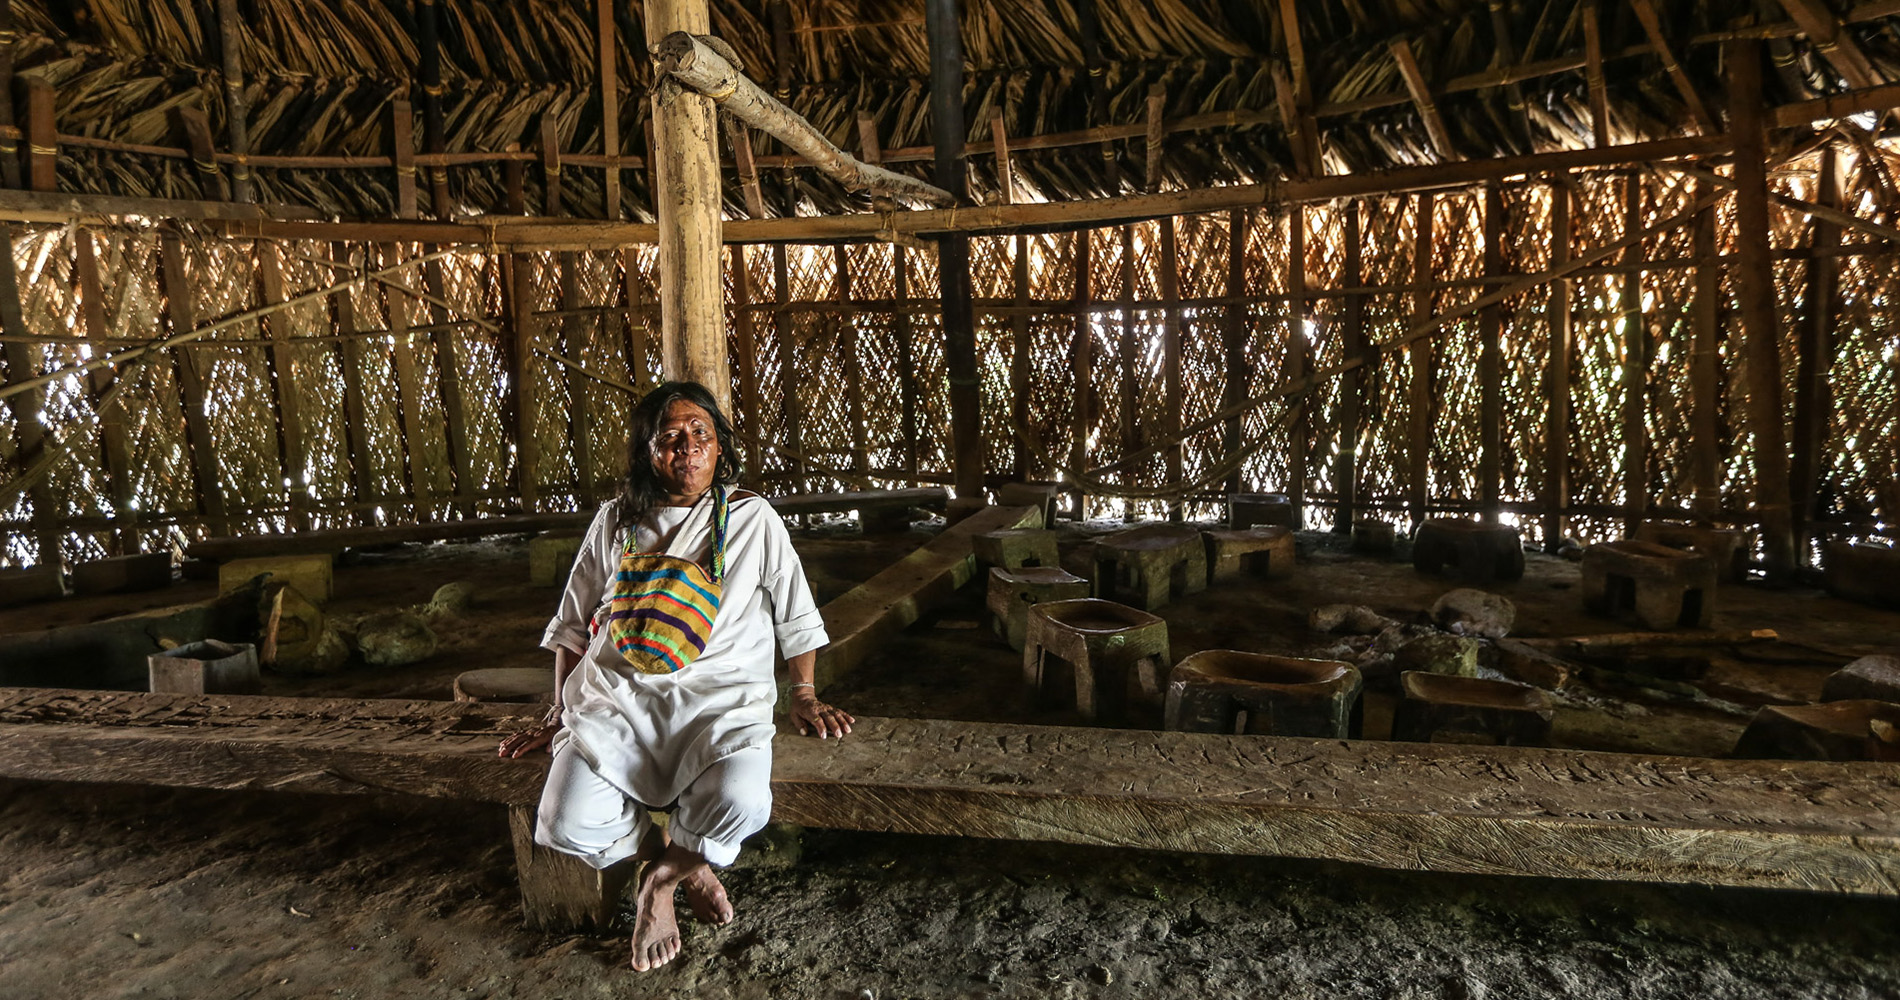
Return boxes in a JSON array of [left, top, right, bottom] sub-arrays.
[[534, 740, 772, 869]]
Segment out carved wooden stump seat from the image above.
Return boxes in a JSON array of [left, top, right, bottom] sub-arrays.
[[986, 566, 1091, 652], [1411, 518, 1525, 583], [1580, 539, 1717, 630], [1732, 700, 1900, 762], [1391, 670, 1553, 746], [1164, 650, 1362, 738], [1022, 598, 1170, 724], [1093, 524, 1206, 610], [1228, 492, 1295, 529], [972, 528, 1061, 572], [1203, 526, 1296, 583], [1633, 522, 1751, 584]]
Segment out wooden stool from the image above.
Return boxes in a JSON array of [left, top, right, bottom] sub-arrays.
[[1023, 598, 1170, 724], [1824, 542, 1900, 610], [1351, 519, 1397, 556], [1228, 492, 1295, 529], [1580, 539, 1716, 630], [1203, 526, 1295, 583], [1093, 524, 1206, 610], [1164, 651, 1361, 738], [1391, 671, 1553, 746], [995, 481, 1061, 528], [986, 566, 1090, 651], [972, 528, 1061, 571], [1412, 518, 1524, 583], [455, 667, 557, 704], [1634, 522, 1751, 583], [1733, 701, 1900, 762]]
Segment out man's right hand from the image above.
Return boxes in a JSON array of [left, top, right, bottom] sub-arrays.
[[498, 723, 561, 759]]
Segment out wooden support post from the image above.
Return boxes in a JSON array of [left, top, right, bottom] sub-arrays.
[[0, 222, 58, 560], [1479, 182, 1504, 523], [1071, 235, 1094, 518], [23, 78, 55, 193], [991, 110, 1013, 204], [728, 120, 765, 219], [330, 244, 376, 523], [391, 100, 419, 220], [215, 0, 253, 203], [1391, 39, 1459, 162], [773, 244, 803, 495], [1160, 216, 1184, 523], [1792, 144, 1843, 562], [1690, 178, 1720, 521], [540, 116, 563, 217], [501, 251, 541, 513], [558, 251, 595, 506], [382, 246, 438, 521], [926, 0, 982, 501], [1011, 234, 1031, 479], [1222, 209, 1251, 496], [837, 245, 868, 479], [502, 143, 526, 216], [173, 107, 225, 201], [1336, 203, 1366, 532], [1620, 173, 1648, 532], [416, 0, 451, 216], [1117, 225, 1138, 520], [619, 247, 650, 390], [72, 231, 135, 552], [1583, 2, 1611, 149], [1627, 0, 1718, 134], [894, 246, 918, 480], [422, 254, 470, 510], [0, 2, 21, 190], [646, 0, 730, 410], [1285, 207, 1309, 526], [1728, 40, 1797, 579], [597, 0, 622, 221], [1407, 192, 1436, 528], [1145, 85, 1166, 194], [157, 231, 228, 535], [731, 246, 762, 477], [254, 243, 310, 531], [1545, 176, 1573, 550]]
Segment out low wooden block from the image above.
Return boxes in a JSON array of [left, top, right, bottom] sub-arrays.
[[1228, 492, 1295, 529], [1023, 598, 1170, 724], [1165, 651, 1361, 738], [972, 528, 1061, 571], [455, 667, 557, 704], [1351, 519, 1397, 556], [219, 554, 334, 604], [71, 552, 173, 596], [1580, 539, 1717, 631], [985, 566, 1090, 651], [945, 495, 992, 525], [1633, 522, 1751, 583], [148, 640, 261, 695], [1733, 701, 1900, 762], [0, 564, 64, 608], [995, 481, 1062, 528], [1203, 526, 1296, 582], [528, 532, 584, 588], [1093, 524, 1206, 610], [1391, 671, 1553, 746], [1824, 542, 1900, 610], [509, 804, 634, 932], [1412, 518, 1525, 583], [1822, 655, 1900, 704]]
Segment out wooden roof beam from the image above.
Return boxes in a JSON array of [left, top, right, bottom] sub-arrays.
[[1627, 0, 1719, 134], [1276, 0, 1323, 173], [1777, 0, 1884, 90], [1582, 1, 1613, 147], [1390, 38, 1460, 162], [1487, 0, 1539, 151], [990, 109, 1012, 205]]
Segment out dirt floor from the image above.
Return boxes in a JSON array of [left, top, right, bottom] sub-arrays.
[[3, 517, 1899, 998]]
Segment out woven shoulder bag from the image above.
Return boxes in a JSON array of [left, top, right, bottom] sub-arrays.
[[602, 487, 729, 675]]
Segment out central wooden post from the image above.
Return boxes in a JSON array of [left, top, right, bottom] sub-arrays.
[[646, 0, 730, 410], [926, 0, 983, 501]]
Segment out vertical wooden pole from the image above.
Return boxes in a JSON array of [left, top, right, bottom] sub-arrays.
[[838, 245, 869, 479], [647, 0, 729, 409], [215, 0, 253, 203], [1144, 85, 1166, 194], [1071, 234, 1094, 518], [597, 0, 622, 221], [330, 244, 377, 523], [1010, 234, 1031, 479], [621, 247, 650, 390], [416, 0, 451, 216], [1336, 202, 1366, 532], [422, 255, 470, 510], [1792, 144, 1842, 563], [1582, 1, 1611, 150], [1479, 182, 1505, 523], [1286, 206, 1309, 526], [731, 246, 763, 477], [1728, 39, 1797, 579], [73, 231, 136, 552], [0, 2, 22, 190], [23, 78, 55, 193], [559, 251, 594, 507], [382, 246, 438, 521], [1160, 217, 1184, 523], [391, 100, 419, 220], [540, 115, 564, 217], [1222, 209, 1251, 496], [926, 0, 981, 500], [1620, 173, 1649, 532], [773, 244, 803, 494], [0, 223, 59, 560], [503, 143, 527, 215], [501, 251, 541, 513], [1545, 176, 1573, 550], [157, 231, 228, 535], [173, 106, 226, 202], [255, 243, 310, 530], [1690, 178, 1721, 521], [895, 247, 918, 481], [1117, 225, 1138, 520], [1407, 192, 1435, 528]]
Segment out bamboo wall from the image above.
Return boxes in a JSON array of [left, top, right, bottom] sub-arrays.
[[2, 144, 1897, 568]]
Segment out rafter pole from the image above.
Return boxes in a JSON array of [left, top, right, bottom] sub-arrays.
[[1627, 0, 1719, 134], [0, 2, 22, 189], [391, 100, 419, 219], [990, 109, 1013, 204], [1487, 0, 1538, 151], [597, 0, 622, 221], [1583, 1, 1612, 148], [1145, 85, 1166, 194], [214, 0, 253, 203], [416, 0, 451, 216], [1276, 0, 1323, 173], [22, 78, 54, 193], [726, 119, 767, 218], [1391, 38, 1460, 162], [926, 0, 983, 501], [539, 115, 563, 217], [1777, 0, 1883, 89]]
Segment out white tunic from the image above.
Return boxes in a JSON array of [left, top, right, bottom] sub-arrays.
[[540, 492, 828, 807]]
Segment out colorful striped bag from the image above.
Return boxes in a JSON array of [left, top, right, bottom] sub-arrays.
[[601, 487, 729, 675]]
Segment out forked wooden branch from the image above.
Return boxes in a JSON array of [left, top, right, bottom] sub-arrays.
[[653, 31, 956, 208]]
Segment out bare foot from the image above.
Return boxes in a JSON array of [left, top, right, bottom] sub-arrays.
[[681, 866, 734, 925], [629, 861, 683, 972]]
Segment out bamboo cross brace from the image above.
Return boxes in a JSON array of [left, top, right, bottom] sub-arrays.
[[0, 246, 465, 403], [1650, 160, 1900, 246], [652, 32, 955, 208]]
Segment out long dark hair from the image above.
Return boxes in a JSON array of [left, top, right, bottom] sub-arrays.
[[616, 380, 742, 530]]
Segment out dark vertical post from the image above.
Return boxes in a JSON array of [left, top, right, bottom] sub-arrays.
[[1690, 178, 1720, 520], [1286, 206, 1309, 526], [1335, 203, 1365, 532], [255, 243, 310, 530], [1545, 176, 1573, 550], [22, 79, 54, 193], [1071, 235, 1094, 518], [0, 223, 58, 559], [73, 231, 135, 551], [597, 0, 622, 220], [1011, 234, 1031, 479], [732, 247, 763, 477], [559, 251, 594, 507], [381, 245, 437, 521], [1620, 173, 1649, 532], [157, 231, 228, 535], [895, 247, 919, 481], [1117, 225, 1137, 520], [1222, 210, 1251, 497], [1479, 181, 1504, 523], [1407, 192, 1435, 529], [926, 0, 981, 500], [838, 245, 869, 479], [1792, 144, 1841, 563], [1160, 217, 1184, 523], [215, 0, 253, 203], [1728, 39, 1797, 578], [416, 0, 451, 217], [0, 2, 21, 189], [331, 243, 377, 523]]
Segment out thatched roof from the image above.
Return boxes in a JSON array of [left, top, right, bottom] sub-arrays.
[[14, 1, 1900, 219]]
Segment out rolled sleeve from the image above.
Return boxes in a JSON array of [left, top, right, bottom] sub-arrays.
[[541, 503, 619, 655], [759, 508, 830, 660]]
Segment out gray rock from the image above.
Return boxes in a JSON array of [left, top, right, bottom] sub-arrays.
[[1430, 588, 1516, 639], [1309, 604, 1401, 635], [1393, 634, 1482, 678], [277, 626, 351, 676], [354, 611, 438, 667], [423, 581, 476, 618], [1821, 654, 1900, 703]]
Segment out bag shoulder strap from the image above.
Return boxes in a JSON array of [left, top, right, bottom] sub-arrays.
[[621, 487, 729, 583]]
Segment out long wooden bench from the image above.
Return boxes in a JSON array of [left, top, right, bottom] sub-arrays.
[[4, 687, 1899, 933]]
